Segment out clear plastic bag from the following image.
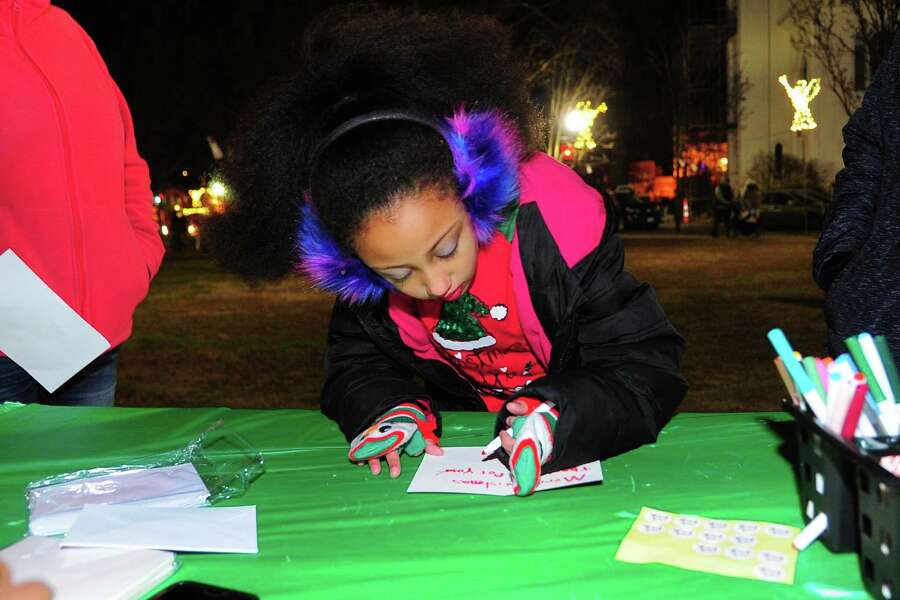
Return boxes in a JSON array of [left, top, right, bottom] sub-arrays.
[[25, 420, 265, 536]]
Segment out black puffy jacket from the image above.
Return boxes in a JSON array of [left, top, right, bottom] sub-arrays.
[[321, 196, 687, 473]]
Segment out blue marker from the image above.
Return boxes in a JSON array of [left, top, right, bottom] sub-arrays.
[[767, 329, 828, 421]]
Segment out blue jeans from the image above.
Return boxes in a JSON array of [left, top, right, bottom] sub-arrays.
[[0, 347, 120, 406]]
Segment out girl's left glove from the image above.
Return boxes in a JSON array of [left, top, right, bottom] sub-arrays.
[[505, 401, 559, 497], [348, 403, 438, 463]]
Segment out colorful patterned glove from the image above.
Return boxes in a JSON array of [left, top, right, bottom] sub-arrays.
[[348, 403, 438, 463], [509, 408, 558, 496]]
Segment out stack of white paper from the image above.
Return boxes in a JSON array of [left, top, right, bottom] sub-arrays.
[[28, 463, 210, 535], [63, 505, 259, 554], [0, 536, 176, 600]]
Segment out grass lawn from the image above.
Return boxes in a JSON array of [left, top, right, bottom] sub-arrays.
[[117, 231, 826, 413]]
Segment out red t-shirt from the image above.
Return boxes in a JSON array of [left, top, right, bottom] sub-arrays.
[[416, 231, 546, 411]]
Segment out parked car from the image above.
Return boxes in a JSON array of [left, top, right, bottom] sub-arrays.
[[759, 189, 828, 232], [612, 185, 663, 230]]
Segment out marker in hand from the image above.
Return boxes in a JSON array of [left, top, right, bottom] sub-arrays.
[[481, 401, 555, 457]]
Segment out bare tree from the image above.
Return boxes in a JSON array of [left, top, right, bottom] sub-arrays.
[[788, 0, 900, 117], [727, 54, 753, 129], [506, 1, 619, 163], [529, 48, 615, 161], [847, 0, 900, 69]]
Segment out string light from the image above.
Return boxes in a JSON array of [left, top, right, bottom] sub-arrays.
[[564, 101, 608, 151], [778, 75, 821, 132]]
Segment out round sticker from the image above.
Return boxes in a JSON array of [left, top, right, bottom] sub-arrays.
[[725, 546, 754, 560], [731, 534, 758, 546], [758, 550, 787, 564], [670, 528, 695, 539], [764, 525, 792, 538], [638, 523, 664, 535], [693, 543, 721, 555], [735, 522, 759, 533], [753, 564, 786, 581], [704, 519, 729, 531], [677, 516, 701, 528], [701, 531, 726, 543], [645, 512, 672, 523]]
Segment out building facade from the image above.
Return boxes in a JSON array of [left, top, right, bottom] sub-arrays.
[[727, 0, 863, 192]]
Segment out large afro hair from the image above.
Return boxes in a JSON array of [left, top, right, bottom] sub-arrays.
[[209, 6, 544, 283]]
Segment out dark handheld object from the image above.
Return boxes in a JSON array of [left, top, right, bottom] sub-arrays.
[[149, 581, 258, 600]]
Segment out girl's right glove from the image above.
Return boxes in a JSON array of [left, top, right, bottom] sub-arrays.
[[348, 403, 438, 463]]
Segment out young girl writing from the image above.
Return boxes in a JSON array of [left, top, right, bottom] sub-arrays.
[[214, 9, 687, 496]]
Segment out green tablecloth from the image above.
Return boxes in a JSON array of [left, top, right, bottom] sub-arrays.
[[0, 403, 866, 599]]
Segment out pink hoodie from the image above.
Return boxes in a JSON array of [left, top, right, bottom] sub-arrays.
[[389, 153, 606, 372], [1, 0, 164, 351]]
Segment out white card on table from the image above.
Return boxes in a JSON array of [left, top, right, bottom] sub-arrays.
[[407, 446, 602, 495], [63, 505, 258, 554], [0, 249, 110, 392], [0, 535, 176, 600]]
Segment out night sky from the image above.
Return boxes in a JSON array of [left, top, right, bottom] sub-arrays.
[[54, 0, 696, 189]]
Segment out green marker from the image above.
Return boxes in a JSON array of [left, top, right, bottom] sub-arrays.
[[845, 335, 887, 402], [802, 356, 826, 404], [874, 335, 900, 402]]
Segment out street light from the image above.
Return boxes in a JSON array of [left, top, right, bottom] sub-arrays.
[[209, 181, 227, 197], [565, 108, 592, 133]]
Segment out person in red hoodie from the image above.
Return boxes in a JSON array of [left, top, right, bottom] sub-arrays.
[[0, 0, 164, 405]]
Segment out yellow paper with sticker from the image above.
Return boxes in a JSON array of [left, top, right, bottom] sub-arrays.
[[615, 507, 800, 584]]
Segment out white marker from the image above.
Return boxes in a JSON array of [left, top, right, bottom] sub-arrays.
[[792, 512, 828, 551], [481, 401, 555, 456]]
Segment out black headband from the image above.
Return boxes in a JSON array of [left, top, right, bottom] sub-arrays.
[[310, 109, 443, 172]]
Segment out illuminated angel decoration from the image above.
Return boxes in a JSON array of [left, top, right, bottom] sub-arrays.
[[778, 75, 821, 132]]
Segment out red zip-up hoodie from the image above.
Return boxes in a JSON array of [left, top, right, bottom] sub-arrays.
[[1, 0, 164, 353]]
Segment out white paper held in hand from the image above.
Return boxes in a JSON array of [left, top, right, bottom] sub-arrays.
[[62, 505, 259, 554], [408, 446, 602, 496], [0, 249, 110, 392]]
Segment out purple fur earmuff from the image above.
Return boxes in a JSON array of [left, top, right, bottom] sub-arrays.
[[298, 108, 523, 304]]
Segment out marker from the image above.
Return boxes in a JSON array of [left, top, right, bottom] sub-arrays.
[[846, 335, 887, 402], [481, 402, 555, 457], [803, 356, 826, 403], [839, 353, 889, 437], [826, 372, 851, 432], [773, 358, 799, 399], [815, 358, 830, 394], [767, 329, 827, 421], [859, 333, 893, 403], [874, 335, 900, 401], [793, 512, 828, 551], [841, 374, 869, 440], [832, 355, 876, 436]]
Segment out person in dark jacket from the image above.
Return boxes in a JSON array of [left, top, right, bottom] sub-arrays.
[[712, 178, 735, 237], [213, 8, 687, 496], [814, 33, 900, 359]]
